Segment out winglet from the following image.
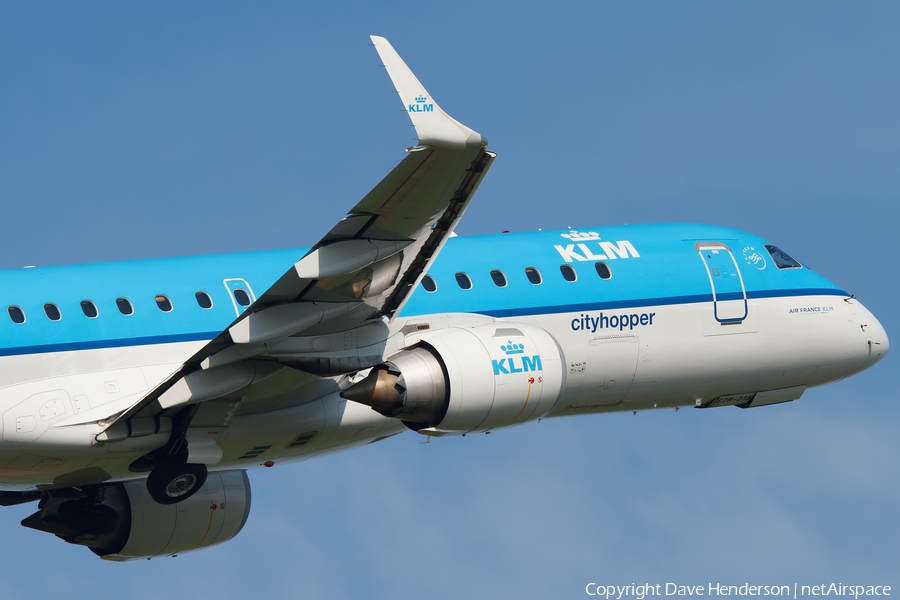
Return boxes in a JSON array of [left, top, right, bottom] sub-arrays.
[[371, 36, 483, 150]]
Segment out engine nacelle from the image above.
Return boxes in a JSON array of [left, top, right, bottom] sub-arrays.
[[341, 322, 565, 434], [21, 471, 251, 561]]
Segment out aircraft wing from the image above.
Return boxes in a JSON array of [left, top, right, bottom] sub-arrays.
[[104, 37, 495, 443]]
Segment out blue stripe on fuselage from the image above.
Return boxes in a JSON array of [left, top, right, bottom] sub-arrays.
[[0, 332, 221, 358], [479, 288, 846, 319]]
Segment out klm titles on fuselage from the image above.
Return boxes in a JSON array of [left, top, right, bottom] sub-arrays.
[[409, 95, 434, 113], [554, 230, 640, 263]]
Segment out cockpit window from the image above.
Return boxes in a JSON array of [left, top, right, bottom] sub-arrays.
[[765, 245, 802, 270]]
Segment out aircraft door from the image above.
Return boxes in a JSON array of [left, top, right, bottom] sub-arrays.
[[571, 334, 639, 407], [696, 243, 747, 323]]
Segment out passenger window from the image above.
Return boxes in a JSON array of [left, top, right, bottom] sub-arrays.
[[155, 295, 173, 312], [594, 262, 612, 280], [195, 291, 213, 309], [421, 275, 437, 292], [455, 272, 473, 290], [764, 245, 802, 270], [525, 267, 542, 285], [116, 297, 134, 316], [81, 300, 98, 318], [560, 265, 577, 282], [490, 270, 507, 287], [233, 289, 252, 307], [8, 306, 25, 324], [43, 303, 61, 321]]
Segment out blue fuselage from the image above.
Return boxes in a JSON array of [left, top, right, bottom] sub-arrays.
[[0, 223, 848, 358]]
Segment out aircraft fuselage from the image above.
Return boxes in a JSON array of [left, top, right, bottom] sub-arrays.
[[0, 223, 887, 489]]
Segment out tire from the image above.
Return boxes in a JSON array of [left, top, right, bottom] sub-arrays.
[[56, 501, 119, 535], [146, 461, 208, 505]]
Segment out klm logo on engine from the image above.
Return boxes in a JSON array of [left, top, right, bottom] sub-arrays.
[[409, 95, 434, 113], [554, 230, 640, 263], [492, 341, 542, 376]]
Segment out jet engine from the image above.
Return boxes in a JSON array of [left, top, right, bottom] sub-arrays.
[[21, 471, 251, 561], [341, 322, 565, 434]]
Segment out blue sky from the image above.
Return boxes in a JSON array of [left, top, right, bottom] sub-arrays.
[[0, 2, 897, 598]]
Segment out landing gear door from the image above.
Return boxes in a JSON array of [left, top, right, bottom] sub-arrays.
[[696, 243, 747, 323]]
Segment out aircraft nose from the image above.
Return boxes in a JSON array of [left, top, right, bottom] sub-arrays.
[[850, 299, 889, 368], [864, 310, 889, 365]]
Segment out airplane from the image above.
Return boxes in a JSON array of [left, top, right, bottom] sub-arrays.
[[0, 36, 888, 561]]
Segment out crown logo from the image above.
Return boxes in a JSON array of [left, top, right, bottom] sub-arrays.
[[560, 230, 600, 241], [500, 341, 525, 355], [415, 95, 428, 103]]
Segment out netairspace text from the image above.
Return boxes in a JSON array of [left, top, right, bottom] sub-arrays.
[[585, 584, 892, 599]]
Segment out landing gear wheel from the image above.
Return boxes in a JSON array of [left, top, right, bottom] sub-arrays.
[[146, 461, 208, 505]]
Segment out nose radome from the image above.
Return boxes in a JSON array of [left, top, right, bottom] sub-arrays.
[[869, 316, 889, 363]]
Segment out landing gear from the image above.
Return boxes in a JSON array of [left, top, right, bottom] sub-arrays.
[[146, 460, 208, 505]]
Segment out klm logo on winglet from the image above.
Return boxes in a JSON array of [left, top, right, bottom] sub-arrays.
[[409, 95, 434, 113], [554, 230, 640, 263], [492, 341, 542, 375]]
